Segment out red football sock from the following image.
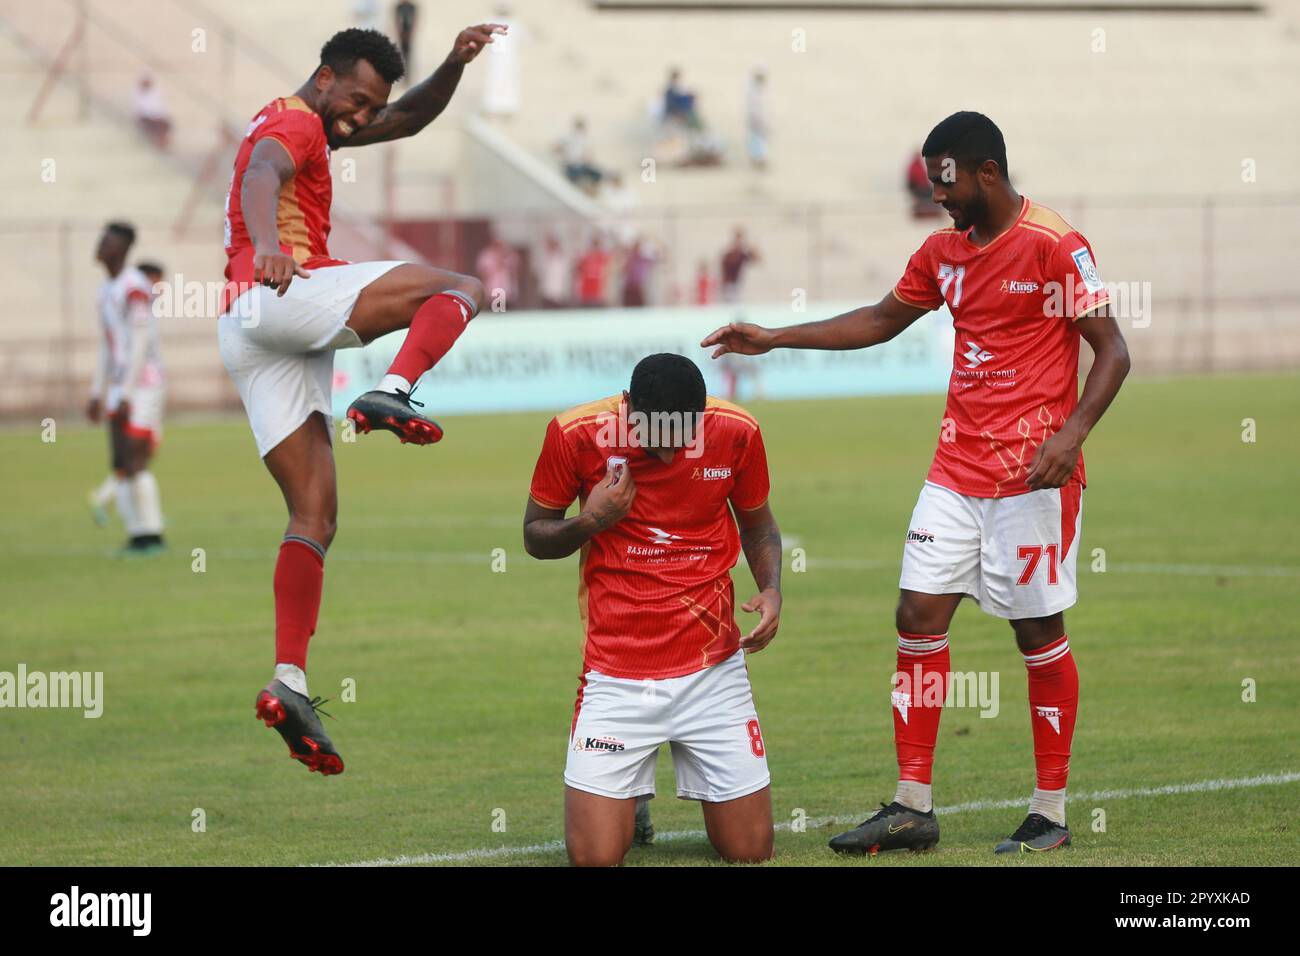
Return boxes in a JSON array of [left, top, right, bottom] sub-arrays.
[[1023, 634, 1079, 790], [893, 631, 951, 784], [273, 536, 325, 670], [385, 290, 476, 384]]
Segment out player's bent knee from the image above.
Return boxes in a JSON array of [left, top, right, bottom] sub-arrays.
[[566, 843, 628, 867], [288, 513, 336, 550], [895, 598, 933, 635], [450, 274, 486, 313], [714, 836, 774, 864], [1010, 613, 1064, 650]]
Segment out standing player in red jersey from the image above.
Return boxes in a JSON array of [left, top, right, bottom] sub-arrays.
[[524, 354, 784, 866], [217, 25, 504, 775], [702, 112, 1131, 855]]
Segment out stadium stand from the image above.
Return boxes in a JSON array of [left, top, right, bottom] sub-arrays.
[[3, 0, 1298, 418]]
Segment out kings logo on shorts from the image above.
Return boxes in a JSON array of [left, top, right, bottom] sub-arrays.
[[906, 528, 936, 544], [573, 735, 626, 753]]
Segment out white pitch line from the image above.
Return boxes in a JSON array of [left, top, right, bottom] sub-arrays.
[[319, 769, 1300, 867], [17, 545, 1300, 578]]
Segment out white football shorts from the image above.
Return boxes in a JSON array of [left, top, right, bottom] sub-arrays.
[[119, 382, 166, 445], [565, 648, 771, 803], [899, 479, 1084, 620], [217, 261, 406, 457]]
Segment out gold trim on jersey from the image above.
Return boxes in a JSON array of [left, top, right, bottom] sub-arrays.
[[704, 395, 757, 427], [704, 409, 759, 432], [680, 578, 734, 670], [1022, 202, 1073, 239], [892, 286, 936, 309], [557, 394, 622, 432], [276, 177, 311, 263], [1017, 221, 1065, 244], [985, 405, 1058, 497], [529, 493, 572, 511], [1073, 298, 1110, 320]]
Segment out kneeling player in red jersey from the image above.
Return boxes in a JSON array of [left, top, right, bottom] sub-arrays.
[[524, 354, 784, 866], [218, 25, 504, 775], [703, 112, 1131, 855]]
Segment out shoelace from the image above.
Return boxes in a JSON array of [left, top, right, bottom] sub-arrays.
[[858, 801, 907, 828], [307, 696, 337, 721], [1009, 813, 1054, 841], [397, 387, 425, 409]]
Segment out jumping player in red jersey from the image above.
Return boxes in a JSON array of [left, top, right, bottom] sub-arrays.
[[218, 25, 504, 775], [524, 354, 784, 866], [702, 112, 1131, 855]]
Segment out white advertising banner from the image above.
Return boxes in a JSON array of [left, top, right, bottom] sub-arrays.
[[331, 302, 956, 417]]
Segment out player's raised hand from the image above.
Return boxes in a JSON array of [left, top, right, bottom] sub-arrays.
[[582, 462, 636, 532], [449, 23, 507, 64], [1025, 426, 1081, 491], [700, 322, 776, 359], [739, 587, 782, 652], [252, 249, 311, 297]]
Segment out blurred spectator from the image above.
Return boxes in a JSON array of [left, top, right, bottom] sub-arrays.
[[536, 233, 569, 309], [132, 75, 172, 151], [745, 68, 769, 170], [693, 259, 717, 305], [720, 229, 759, 303], [353, 0, 381, 31], [664, 68, 699, 128], [603, 173, 639, 246], [906, 149, 942, 219], [575, 238, 612, 307], [621, 236, 660, 308], [481, 3, 522, 117], [655, 69, 723, 167], [393, 1, 418, 83], [475, 235, 521, 310], [556, 117, 603, 193]]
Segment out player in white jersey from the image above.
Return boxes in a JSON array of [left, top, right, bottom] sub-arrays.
[[86, 222, 167, 556]]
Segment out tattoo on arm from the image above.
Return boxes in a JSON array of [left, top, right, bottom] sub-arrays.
[[523, 501, 599, 560], [739, 515, 783, 593]]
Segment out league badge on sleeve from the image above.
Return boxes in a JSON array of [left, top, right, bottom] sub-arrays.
[[1070, 247, 1104, 293]]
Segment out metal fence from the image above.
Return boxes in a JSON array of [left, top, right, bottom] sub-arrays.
[[3, 192, 1298, 421]]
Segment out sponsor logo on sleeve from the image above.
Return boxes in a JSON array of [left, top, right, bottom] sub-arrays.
[[1070, 248, 1104, 293]]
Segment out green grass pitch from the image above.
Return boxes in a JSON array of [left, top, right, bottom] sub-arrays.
[[0, 372, 1296, 866]]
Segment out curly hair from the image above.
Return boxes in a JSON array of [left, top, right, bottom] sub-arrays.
[[922, 111, 1010, 182], [319, 28, 405, 84]]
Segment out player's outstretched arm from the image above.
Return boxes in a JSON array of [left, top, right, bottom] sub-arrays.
[[1025, 306, 1131, 490], [344, 23, 506, 147], [523, 466, 635, 560], [242, 139, 311, 295], [701, 292, 928, 358], [734, 502, 782, 653]]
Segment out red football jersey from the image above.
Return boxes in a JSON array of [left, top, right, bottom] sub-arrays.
[[222, 96, 348, 304], [529, 395, 771, 681], [894, 197, 1110, 498]]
